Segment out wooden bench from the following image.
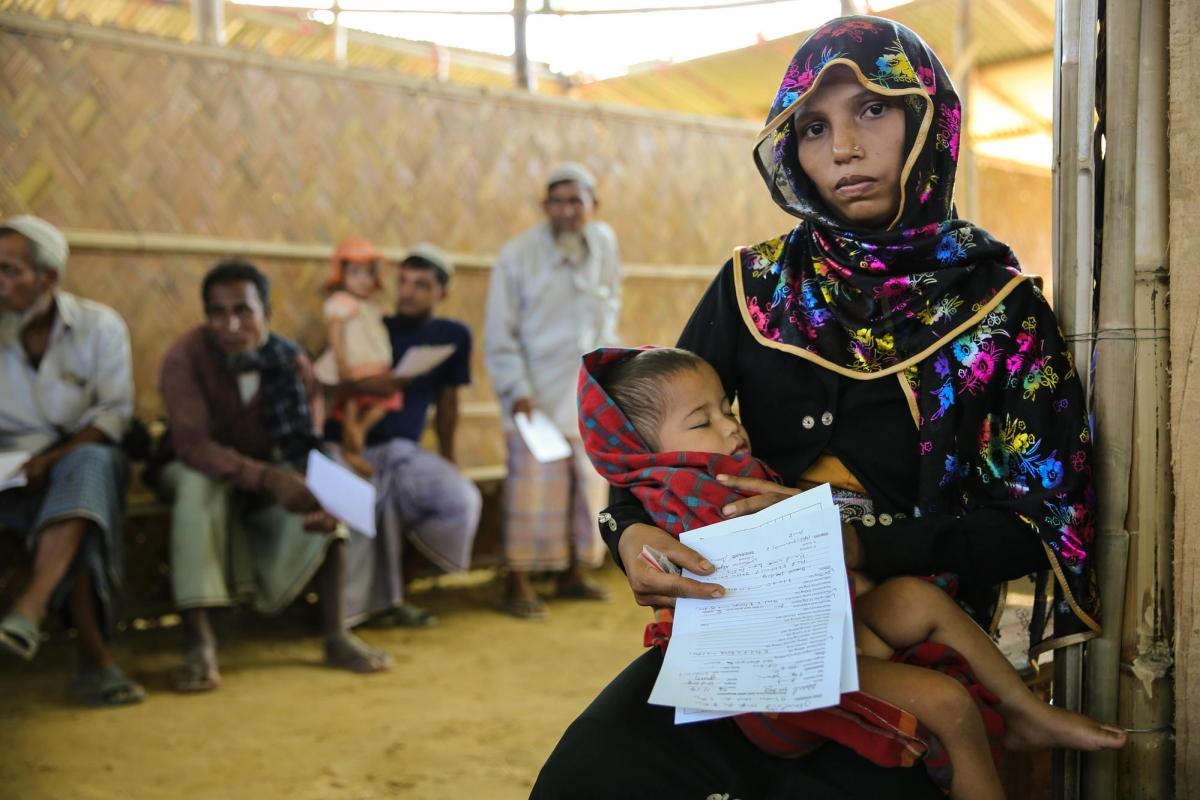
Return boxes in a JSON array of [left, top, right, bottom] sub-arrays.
[[1, 462, 510, 623]]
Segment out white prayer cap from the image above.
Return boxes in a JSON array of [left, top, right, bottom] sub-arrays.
[[546, 162, 596, 194], [0, 215, 69, 277], [403, 242, 454, 284]]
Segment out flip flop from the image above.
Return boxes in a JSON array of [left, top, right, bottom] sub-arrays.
[[70, 664, 146, 707], [363, 604, 439, 629], [389, 604, 438, 628], [0, 611, 40, 661], [500, 595, 548, 621], [555, 579, 611, 602]]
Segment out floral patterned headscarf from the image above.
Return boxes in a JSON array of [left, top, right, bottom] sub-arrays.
[[742, 16, 1028, 377]]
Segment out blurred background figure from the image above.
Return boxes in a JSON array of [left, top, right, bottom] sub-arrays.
[[484, 163, 622, 620]]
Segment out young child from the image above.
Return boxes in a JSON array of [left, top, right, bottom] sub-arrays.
[[315, 238, 403, 476], [578, 346, 1126, 800]]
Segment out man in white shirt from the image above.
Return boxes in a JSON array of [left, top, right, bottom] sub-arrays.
[[484, 163, 622, 619], [0, 215, 143, 706]]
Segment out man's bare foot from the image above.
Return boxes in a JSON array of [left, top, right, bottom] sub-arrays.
[[1002, 700, 1128, 752], [324, 632, 391, 674], [170, 644, 222, 693]]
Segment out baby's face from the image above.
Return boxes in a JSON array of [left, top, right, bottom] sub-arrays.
[[343, 260, 379, 299], [655, 363, 751, 456]]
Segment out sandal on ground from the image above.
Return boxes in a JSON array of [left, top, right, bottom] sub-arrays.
[[170, 658, 222, 693], [363, 603, 438, 629], [500, 595, 548, 621], [0, 611, 40, 661], [70, 664, 146, 707], [555, 579, 611, 602], [389, 604, 438, 628]]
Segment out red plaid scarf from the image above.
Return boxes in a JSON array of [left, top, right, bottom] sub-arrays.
[[578, 347, 1001, 789]]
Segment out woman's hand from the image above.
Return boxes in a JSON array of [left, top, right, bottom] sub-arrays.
[[714, 474, 801, 517], [616, 523, 726, 608]]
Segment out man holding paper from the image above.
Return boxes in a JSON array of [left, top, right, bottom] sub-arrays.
[[156, 259, 390, 692], [326, 243, 480, 628], [0, 215, 144, 707], [484, 163, 622, 619]]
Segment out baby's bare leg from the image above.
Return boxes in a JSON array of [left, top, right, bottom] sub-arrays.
[[857, 577, 1127, 753], [859, 656, 1004, 800]]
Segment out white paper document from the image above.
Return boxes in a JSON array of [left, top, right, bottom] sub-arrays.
[[514, 410, 573, 463], [305, 450, 377, 538], [649, 485, 856, 718], [391, 344, 457, 379], [0, 451, 29, 492]]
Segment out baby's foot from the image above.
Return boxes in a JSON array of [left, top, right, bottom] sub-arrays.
[[1003, 700, 1127, 752]]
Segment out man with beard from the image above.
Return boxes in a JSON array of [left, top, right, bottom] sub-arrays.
[[0, 215, 144, 706], [157, 259, 390, 692], [328, 243, 480, 628], [484, 163, 622, 620]]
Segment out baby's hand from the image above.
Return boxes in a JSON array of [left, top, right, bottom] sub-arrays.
[[849, 570, 875, 597]]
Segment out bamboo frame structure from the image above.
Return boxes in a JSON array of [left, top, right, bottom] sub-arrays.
[[1117, 3, 1174, 792], [1081, 0, 1140, 796], [1050, 0, 1097, 793]]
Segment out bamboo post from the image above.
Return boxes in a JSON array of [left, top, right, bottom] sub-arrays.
[[195, 0, 225, 47], [1170, 0, 1200, 790], [1118, 2, 1173, 790], [1082, 0, 1141, 795], [952, 0, 978, 221], [513, 0, 533, 92], [332, 1, 347, 67], [1051, 0, 1097, 792]]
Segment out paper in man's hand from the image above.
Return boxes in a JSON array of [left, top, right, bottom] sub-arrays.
[[391, 344, 457, 379], [305, 450, 377, 537], [514, 410, 572, 463]]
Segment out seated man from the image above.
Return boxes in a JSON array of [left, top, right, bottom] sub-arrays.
[[328, 243, 481, 627], [0, 215, 144, 706], [157, 259, 390, 692]]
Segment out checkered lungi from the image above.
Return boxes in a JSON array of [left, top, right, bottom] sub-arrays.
[[502, 432, 604, 572], [0, 443, 128, 637]]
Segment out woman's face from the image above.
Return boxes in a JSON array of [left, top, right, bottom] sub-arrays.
[[793, 66, 907, 229]]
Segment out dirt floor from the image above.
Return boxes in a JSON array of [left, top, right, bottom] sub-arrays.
[[0, 564, 647, 800]]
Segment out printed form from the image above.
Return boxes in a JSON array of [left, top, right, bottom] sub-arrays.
[[648, 485, 857, 721]]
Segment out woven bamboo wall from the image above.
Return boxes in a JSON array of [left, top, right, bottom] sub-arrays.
[[0, 15, 1052, 471]]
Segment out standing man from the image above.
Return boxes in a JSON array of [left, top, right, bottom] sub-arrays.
[[157, 259, 390, 693], [0, 215, 144, 706], [330, 243, 481, 628], [485, 163, 622, 620]]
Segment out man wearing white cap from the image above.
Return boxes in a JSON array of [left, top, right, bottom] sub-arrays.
[[484, 163, 622, 619], [0, 215, 144, 705], [329, 242, 481, 628]]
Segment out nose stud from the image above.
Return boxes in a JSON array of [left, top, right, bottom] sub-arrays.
[[852, 144, 862, 152]]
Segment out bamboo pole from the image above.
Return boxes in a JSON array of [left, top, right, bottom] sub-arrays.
[[1117, 0, 1174, 794], [952, 0, 978, 222], [195, 0, 225, 47], [1051, 0, 1096, 792], [1082, 0, 1142, 795], [513, 0, 533, 92], [1169, 0, 1200, 789]]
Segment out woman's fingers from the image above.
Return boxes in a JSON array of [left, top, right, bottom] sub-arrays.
[[720, 492, 789, 518], [630, 568, 725, 607], [715, 474, 799, 496]]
